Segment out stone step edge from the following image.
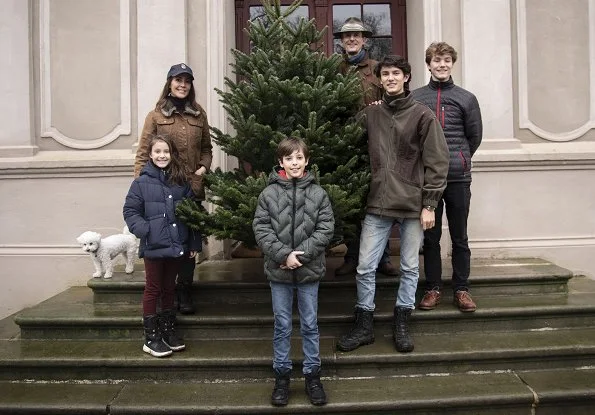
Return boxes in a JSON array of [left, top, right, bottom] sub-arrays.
[[87, 272, 573, 290], [14, 303, 595, 327], [1, 368, 594, 414]]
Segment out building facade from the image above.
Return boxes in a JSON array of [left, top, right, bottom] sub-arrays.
[[1, 0, 594, 319]]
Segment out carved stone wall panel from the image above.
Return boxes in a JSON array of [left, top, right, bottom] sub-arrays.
[[40, 0, 131, 149], [518, 0, 595, 140]]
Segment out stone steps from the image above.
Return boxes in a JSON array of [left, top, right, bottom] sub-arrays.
[[3, 326, 595, 381], [3, 257, 595, 414], [1, 368, 595, 414], [14, 286, 595, 340], [89, 257, 573, 304]]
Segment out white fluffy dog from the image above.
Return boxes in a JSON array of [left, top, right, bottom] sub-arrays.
[[76, 227, 137, 279]]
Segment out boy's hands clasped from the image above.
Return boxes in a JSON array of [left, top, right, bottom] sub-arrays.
[[280, 251, 305, 270]]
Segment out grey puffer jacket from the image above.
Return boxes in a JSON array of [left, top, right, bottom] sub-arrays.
[[253, 169, 334, 284], [412, 77, 482, 183]]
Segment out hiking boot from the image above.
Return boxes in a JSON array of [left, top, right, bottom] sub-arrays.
[[271, 370, 291, 406], [393, 306, 414, 353], [176, 283, 196, 315], [142, 315, 172, 358], [304, 367, 327, 406], [454, 290, 477, 312], [376, 261, 399, 276], [419, 289, 441, 310], [159, 310, 186, 351], [335, 260, 357, 276], [337, 307, 374, 352]]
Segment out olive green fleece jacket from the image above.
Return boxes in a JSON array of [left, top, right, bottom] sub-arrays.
[[358, 92, 449, 219]]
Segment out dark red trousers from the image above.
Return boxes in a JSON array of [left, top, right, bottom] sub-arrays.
[[143, 257, 181, 315]]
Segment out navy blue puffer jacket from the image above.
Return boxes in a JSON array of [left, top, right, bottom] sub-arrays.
[[123, 161, 200, 259]]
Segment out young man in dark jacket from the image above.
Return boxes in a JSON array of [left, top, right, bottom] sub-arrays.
[[253, 137, 334, 407], [411, 42, 483, 312], [337, 56, 449, 354], [333, 17, 398, 277]]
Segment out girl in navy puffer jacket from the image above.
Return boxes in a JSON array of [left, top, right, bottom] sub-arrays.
[[124, 135, 201, 358]]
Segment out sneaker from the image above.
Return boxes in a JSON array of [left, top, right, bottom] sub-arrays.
[[335, 260, 357, 276], [419, 289, 441, 310], [376, 261, 399, 276], [454, 290, 477, 312]]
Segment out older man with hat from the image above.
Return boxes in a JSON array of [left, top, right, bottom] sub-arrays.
[[333, 17, 398, 277]]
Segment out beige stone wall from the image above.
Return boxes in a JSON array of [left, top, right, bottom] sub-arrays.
[[0, 0, 594, 320], [516, 0, 595, 142]]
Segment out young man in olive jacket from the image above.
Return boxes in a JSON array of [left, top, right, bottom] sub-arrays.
[[333, 17, 398, 277], [337, 55, 449, 354], [411, 42, 483, 312]]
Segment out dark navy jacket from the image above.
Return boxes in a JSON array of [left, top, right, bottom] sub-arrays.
[[123, 161, 201, 259], [412, 77, 482, 183]]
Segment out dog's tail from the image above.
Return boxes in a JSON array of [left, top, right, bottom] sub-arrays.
[[123, 226, 132, 235]]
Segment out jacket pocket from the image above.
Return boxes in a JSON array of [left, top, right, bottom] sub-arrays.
[[458, 151, 468, 172], [146, 214, 169, 249], [187, 117, 204, 128]]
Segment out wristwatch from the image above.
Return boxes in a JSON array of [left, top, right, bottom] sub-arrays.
[[424, 206, 435, 212]]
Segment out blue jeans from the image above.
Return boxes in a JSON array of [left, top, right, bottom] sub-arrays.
[[270, 281, 320, 375], [356, 214, 423, 311]]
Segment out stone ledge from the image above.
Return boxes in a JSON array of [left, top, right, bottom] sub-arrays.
[[0, 149, 134, 175]]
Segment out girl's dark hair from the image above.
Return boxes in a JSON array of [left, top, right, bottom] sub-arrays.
[[155, 76, 199, 112], [276, 137, 310, 161], [146, 135, 186, 185]]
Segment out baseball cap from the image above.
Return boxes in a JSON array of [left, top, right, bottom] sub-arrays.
[[167, 63, 194, 80]]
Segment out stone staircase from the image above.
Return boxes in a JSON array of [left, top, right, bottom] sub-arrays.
[[1, 257, 595, 414]]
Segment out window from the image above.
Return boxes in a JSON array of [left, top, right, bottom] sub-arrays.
[[235, 1, 407, 59]]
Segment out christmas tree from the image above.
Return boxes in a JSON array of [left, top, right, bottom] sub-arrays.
[[177, 0, 370, 248]]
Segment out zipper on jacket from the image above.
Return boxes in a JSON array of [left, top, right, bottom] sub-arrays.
[[458, 151, 467, 171], [436, 87, 445, 128], [291, 179, 297, 284]]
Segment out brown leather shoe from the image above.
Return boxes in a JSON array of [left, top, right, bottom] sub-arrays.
[[376, 261, 399, 276], [454, 290, 477, 312], [335, 261, 357, 276], [418, 290, 441, 310]]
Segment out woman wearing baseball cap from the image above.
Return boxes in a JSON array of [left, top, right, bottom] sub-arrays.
[[134, 63, 213, 318]]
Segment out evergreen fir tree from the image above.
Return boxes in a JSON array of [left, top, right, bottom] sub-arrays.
[[177, 0, 370, 248]]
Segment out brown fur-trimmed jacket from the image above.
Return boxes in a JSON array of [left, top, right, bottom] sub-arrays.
[[134, 99, 213, 199]]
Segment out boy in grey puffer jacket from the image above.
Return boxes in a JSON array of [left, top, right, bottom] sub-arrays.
[[253, 137, 334, 407]]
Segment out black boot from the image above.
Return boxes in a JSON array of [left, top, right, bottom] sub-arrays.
[[176, 282, 196, 315], [304, 367, 327, 406], [159, 309, 186, 351], [336, 307, 374, 352], [142, 315, 172, 358], [271, 369, 291, 406], [393, 306, 414, 353], [176, 256, 196, 315]]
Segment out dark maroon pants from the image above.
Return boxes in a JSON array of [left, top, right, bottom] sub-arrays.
[[143, 257, 181, 315]]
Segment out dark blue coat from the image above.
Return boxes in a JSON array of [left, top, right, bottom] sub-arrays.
[[123, 161, 201, 259], [412, 77, 482, 183]]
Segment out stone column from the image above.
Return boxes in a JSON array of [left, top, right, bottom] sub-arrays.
[[136, 0, 187, 143], [0, 0, 36, 157]]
